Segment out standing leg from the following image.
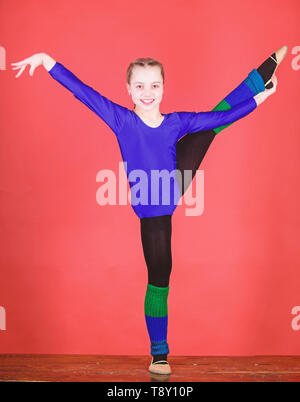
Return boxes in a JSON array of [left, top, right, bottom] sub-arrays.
[[176, 52, 278, 196], [140, 214, 172, 364]]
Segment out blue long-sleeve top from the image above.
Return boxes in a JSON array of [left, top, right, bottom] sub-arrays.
[[48, 62, 257, 218]]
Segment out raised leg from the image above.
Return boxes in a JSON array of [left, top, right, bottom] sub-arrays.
[[176, 53, 278, 196]]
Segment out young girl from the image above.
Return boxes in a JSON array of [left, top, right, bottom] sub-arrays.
[[11, 45, 287, 375]]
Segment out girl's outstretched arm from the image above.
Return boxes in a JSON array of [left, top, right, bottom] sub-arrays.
[[11, 53, 127, 137], [177, 76, 277, 136]]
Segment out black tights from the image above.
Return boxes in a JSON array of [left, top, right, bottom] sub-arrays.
[[140, 52, 277, 288], [140, 214, 172, 287]]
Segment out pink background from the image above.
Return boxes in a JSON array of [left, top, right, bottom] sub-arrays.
[[0, 0, 300, 355]]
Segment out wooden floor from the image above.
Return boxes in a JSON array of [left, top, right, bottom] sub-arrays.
[[0, 355, 299, 382]]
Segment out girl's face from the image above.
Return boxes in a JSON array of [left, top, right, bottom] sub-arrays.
[[127, 65, 164, 111]]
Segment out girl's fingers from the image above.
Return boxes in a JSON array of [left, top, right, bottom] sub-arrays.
[[11, 59, 27, 66], [15, 65, 26, 78]]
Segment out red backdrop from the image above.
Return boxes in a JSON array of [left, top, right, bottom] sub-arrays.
[[1, 0, 300, 355]]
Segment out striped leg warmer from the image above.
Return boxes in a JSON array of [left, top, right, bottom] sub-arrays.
[[144, 283, 170, 356], [212, 68, 266, 134]]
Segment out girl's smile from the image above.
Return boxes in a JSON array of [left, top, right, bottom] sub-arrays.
[[141, 99, 155, 105]]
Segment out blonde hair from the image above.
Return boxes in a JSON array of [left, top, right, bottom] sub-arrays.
[[126, 57, 165, 85]]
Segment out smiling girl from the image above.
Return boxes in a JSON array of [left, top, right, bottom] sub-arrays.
[[11, 45, 287, 375]]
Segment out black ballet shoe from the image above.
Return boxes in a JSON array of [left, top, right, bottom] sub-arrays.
[[265, 45, 288, 89]]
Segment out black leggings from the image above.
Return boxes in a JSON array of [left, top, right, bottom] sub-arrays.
[[140, 54, 277, 287]]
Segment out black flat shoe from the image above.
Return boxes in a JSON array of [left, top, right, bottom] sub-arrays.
[[265, 45, 288, 89]]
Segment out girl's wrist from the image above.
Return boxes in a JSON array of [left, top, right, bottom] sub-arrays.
[[41, 53, 56, 72]]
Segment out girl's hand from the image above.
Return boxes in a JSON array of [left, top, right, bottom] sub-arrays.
[[11, 53, 45, 78], [254, 75, 278, 105]]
